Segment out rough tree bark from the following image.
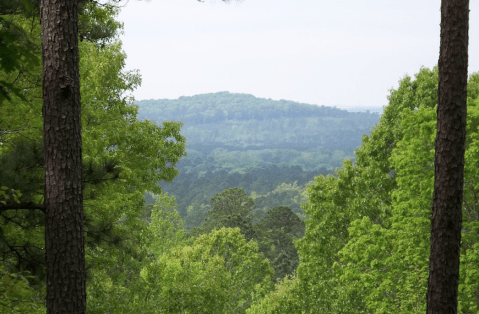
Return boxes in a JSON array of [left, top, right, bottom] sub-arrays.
[[426, 0, 469, 313], [40, 0, 86, 312]]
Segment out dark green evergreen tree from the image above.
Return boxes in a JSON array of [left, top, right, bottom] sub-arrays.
[[194, 188, 257, 240], [255, 206, 305, 281]]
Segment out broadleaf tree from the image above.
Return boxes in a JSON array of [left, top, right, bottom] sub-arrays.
[[0, 2, 186, 312], [1, 0, 241, 311], [247, 66, 479, 313]]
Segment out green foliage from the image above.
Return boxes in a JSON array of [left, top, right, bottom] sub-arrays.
[[0, 15, 39, 102], [194, 188, 257, 240], [258, 66, 479, 313], [0, 265, 45, 314], [150, 90, 379, 226], [8, 3, 479, 312], [146, 193, 188, 256], [0, 12, 42, 110], [0, 0, 121, 104], [190, 187, 306, 283], [247, 276, 303, 314], [164, 164, 327, 220], [255, 206, 305, 282], [335, 71, 479, 314], [77, 41, 185, 299], [0, 139, 44, 203], [202, 147, 352, 173], [0, 9, 186, 312], [0, 186, 21, 205], [458, 97, 479, 313], [86, 193, 188, 314], [333, 102, 437, 313], [139, 228, 274, 313], [185, 202, 211, 230], [285, 67, 440, 313], [86, 196, 275, 314], [78, 0, 123, 45], [138, 93, 378, 220], [78, 40, 185, 312], [252, 181, 309, 219], [192, 186, 306, 282], [136, 95, 379, 195], [137, 92, 378, 136]]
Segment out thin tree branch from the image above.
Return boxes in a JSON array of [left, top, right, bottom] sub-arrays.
[[0, 202, 45, 213]]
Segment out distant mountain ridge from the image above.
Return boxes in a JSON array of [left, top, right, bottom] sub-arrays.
[[135, 92, 382, 220], [136, 92, 380, 152], [137, 92, 378, 122]]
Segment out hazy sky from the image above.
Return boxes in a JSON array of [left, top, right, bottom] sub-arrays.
[[118, 0, 479, 109]]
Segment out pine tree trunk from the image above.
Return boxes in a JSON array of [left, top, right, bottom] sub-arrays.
[[427, 1, 469, 313], [40, 0, 86, 312]]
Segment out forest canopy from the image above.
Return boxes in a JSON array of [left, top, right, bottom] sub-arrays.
[[137, 93, 382, 225], [2, 1, 479, 312], [136, 92, 380, 152]]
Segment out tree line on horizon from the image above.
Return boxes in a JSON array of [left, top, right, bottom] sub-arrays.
[[135, 93, 380, 152]]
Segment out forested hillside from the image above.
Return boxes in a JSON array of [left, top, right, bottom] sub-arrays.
[[137, 93, 381, 223], [136, 92, 380, 152]]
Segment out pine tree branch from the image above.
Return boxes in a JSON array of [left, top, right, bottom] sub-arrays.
[[0, 202, 45, 213]]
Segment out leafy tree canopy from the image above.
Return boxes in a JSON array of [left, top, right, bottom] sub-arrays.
[[139, 228, 274, 313], [0, 6, 186, 311], [136, 92, 380, 153], [250, 67, 479, 313]]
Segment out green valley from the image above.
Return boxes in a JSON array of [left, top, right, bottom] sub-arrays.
[[136, 93, 381, 224]]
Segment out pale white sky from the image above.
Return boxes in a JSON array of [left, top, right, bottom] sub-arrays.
[[118, 0, 479, 109]]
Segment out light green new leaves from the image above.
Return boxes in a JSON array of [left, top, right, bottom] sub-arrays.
[[459, 97, 479, 313], [86, 194, 187, 314], [80, 41, 186, 194], [246, 276, 303, 314], [339, 105, 436, 313], [0, 265, 45, 314], [294, 161, 373, 313], [147, 193, 188, 256], [139, 228, 273, 314], [0, 186, 21, 205], [266, 66, 451, 313], [338, 71, 479, 313], [1, 18, 187, 312], [79, 39, 186, 271], [78, 41, 186, 313]]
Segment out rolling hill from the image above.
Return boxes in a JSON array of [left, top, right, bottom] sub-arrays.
[[136, 92, 381, 223]]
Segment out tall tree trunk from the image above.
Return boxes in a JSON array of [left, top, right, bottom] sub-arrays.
[[40, 0, 86, 312], [427, 1, 469, 313]]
